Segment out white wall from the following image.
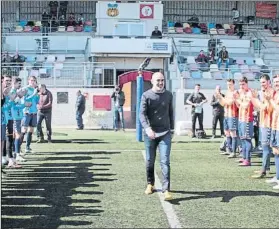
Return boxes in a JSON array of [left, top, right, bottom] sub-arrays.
[[5, 36, 89, 52], [91, 38, 171, 55], [96, 57, 163, 69], [175, 89, 221, 130], [96, 2, 163, 36], [50, 88, 114, 128]]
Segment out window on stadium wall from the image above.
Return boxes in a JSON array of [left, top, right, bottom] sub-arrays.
[[57, 92, 68, 104]]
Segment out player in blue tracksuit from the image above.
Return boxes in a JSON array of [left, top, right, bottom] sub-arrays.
[[2, 75, 13, 165], [10, 77, 27, 162], [21, 76, 39, 153], [1, 96, 8, 164]]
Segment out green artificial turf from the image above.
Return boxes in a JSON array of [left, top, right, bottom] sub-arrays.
[[1, 129, 279, 228]]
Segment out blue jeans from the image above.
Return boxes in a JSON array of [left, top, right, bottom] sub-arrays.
[[144, 131, 172, 192], [113, 106, 124, 130], [260, 127, 272, 172], [76, 110, 84, 128], [218, 58, 229, 69], [275, 154, 279, 180]]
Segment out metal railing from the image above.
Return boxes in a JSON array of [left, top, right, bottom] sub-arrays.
[[1, 22, 95, 35], [1, 62, 117, 88], [177, 65, 279, 80]]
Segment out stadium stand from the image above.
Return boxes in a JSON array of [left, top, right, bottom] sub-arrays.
[[1, 1, 279, 87]]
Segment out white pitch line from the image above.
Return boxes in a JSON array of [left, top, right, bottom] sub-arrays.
[[141, 151, 182, 229], [36, 149, 189, 153]]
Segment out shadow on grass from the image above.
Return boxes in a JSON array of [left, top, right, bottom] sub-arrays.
[[1, 151, 118, 228], [169, 190, 279, 205], [50, 139, 107, 144]]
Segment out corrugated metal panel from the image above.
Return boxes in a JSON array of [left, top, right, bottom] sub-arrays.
[[19, 1, 48, 21], [163, 1, 278, 25], [1, 1, 96, 22], [1, 1, 18, 22], [163, 1, 236, 24], [67, 1, 96, 22], [238, 1, 278, 25]]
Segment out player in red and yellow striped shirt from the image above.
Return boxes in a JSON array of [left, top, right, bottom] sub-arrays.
[[217, 79, 239, 158], [267, 75, 279, 189], [251, 74, 274, 178], [234, 76, 254, 166]]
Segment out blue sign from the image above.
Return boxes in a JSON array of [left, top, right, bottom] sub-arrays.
[[152, 42, 168, 51]]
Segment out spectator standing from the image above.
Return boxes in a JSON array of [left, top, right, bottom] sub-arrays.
[[78, 14, 84, 26], [236, 21, 244, 39], [186, 84, 207, 138], [75, 90, 85, 130], [36, 84, 53, 143], [151, 26, 162, 39], [111, 85, 125, 131], [211, 85, 225, 138], [188, 13, 199, 28], [139, 72, 174, 201], [232, 8, 240, 24], [67, 13, 76, 27], [41, 9, 50, 35], [269, 19, 279, 35]]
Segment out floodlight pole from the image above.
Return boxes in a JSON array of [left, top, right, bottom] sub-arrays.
[[136, 57, 151, 142]]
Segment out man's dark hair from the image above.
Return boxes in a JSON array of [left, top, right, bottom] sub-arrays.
[[227, 79, 235, 84], [195, 84, 201, 87], [13, 77, 22, 83], [273, 74, 279, 79], [40, 84, 46, 89], [239, 76, 248, 83], [260, 74, 270, 81], [4, 75, 11, 79]]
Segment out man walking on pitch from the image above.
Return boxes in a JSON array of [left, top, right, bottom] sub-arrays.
[[140, 72, 174, 201]]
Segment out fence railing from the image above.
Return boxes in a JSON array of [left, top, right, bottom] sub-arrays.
[[1, 62, 117, 88]]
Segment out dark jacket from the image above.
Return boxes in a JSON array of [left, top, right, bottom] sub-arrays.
[[218, 50, 229, 60], [111, 91, 125, 107], [76, 94, 85, 112], [211, 93, 225, 114], [38, 89, 53, 112]]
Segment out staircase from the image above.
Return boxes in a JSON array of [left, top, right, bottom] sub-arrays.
[[258, 30, 279, 68]]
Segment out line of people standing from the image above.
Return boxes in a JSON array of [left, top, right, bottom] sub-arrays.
[[1, 75, 53, 173]]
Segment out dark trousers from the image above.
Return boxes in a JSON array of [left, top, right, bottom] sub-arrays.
[[254, 125, 259, 148], [270, 27, 279, 35], [37, 110, 52, 140], [144, 132, 171, 192], [76, 110, 84, 129], [3, 120, 14, 158], [212, 112, 224, 136], [192, 111, 204, 135]]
